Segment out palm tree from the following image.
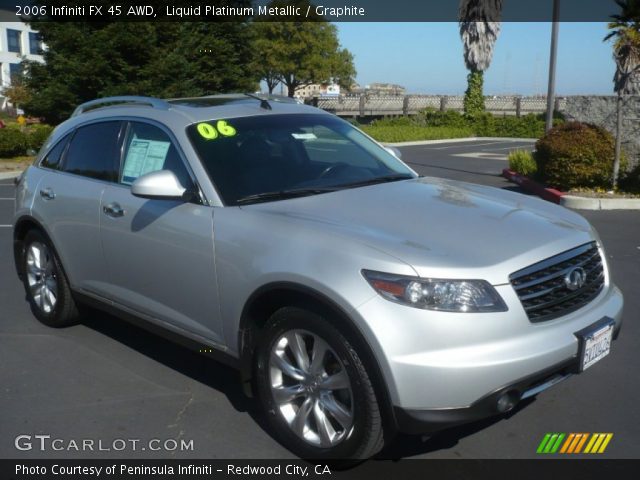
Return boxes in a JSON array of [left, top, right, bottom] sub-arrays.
[[604, 0, 640, 189], [458, 0, 503, 116]]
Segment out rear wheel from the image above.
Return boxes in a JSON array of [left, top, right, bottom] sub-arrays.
[[22, 230, 80, 327], [255, 307, 385, 460]]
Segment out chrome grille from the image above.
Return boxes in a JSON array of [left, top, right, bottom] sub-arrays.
[[510, 242, 605, 323]]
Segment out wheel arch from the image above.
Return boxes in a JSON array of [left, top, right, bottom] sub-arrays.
[[237, 281, 398, 435], [13, 216, 59, 280]]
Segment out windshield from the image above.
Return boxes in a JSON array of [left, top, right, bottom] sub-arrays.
[[186, 114, 415, 205]]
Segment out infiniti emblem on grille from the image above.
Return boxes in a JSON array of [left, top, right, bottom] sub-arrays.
[[564, 267, 587, 291]]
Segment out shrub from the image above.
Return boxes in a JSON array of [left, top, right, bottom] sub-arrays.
[[414, 108, 468, 128], [534, 122, 625, 190], [370, 116, 414, 127], [360, 125, 473, 143], [26, 124, 54, 151], [508, 150, 537, 176], [470, 112, 497, 136], [0, 127, 27, 157], [619, 163, 640, 194]]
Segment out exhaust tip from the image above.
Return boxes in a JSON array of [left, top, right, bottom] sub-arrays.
[[496, 390, 520, 413]]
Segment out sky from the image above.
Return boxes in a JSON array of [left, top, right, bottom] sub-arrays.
[[336, 22, 617, 96]]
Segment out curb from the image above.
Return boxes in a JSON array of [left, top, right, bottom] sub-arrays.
[[502, 169, 640, 210], [501, 169, 565, 204], [0, 170, 22, 180], [560, 195, 640, 210], [385, 137, 537, 147]]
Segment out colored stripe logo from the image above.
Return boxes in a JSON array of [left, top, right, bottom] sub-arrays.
[[537, 433, 613, 454]]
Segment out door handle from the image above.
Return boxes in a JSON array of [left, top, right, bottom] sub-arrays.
[[39, 188, 56, 200], [103, 202, 125, 218]]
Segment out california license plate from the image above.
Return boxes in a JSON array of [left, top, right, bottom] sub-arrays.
[[576, 318, 614, 372]]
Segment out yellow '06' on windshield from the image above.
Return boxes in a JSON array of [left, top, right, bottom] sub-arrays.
[[197, 120, 237, 140]]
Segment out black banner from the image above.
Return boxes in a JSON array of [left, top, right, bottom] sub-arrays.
[[0, 0, 633, 23], [3, 459, 640, 480]]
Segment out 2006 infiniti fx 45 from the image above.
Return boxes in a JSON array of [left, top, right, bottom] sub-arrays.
[[13, 95, 623, 459]]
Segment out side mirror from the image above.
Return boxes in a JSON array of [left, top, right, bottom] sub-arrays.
[[384, 146, 402, 159], [131, 170, 188, 200]]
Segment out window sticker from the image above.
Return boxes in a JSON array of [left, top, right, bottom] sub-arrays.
[[122, 137, 171, 184], [196, 120, 237, 140], [291, 133, 317, 140]]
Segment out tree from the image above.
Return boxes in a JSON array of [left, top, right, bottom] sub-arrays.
[[2, 75, 32, 113], [252, 0, 356, 97], [604, 0, 640, 189], [458, 0, 503, 116], [22, 0, 259, 123]]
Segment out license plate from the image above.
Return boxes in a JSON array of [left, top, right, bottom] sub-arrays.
[[576, 318, 614, 372]]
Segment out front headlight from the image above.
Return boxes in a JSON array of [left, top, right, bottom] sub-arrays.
[[362, 270, 508, 313]]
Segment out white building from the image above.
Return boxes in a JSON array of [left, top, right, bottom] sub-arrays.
[[0, 11, 45, 108]]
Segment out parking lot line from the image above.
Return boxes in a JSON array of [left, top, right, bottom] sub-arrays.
[[429, 141, 506, 150], [0, 225, 12, 227], [0, 198, 15, 200], [482, 145, 535, 151]]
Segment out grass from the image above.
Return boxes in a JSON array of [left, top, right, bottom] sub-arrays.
[[360, 125, 474, 143]]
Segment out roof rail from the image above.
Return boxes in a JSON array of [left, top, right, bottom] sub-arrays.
[[71, 96, 170, 117], [251, 93, 303, 105]]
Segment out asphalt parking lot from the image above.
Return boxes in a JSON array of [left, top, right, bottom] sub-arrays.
[[1, 139, 639, 460]]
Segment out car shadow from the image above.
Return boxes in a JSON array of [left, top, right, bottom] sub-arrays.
[[375, 397, 536, 460], [80, 309, 289, 447], [81, 309, 253, 413], [81, 308, 538, 460]]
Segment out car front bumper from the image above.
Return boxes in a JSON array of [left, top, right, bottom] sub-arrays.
[[354, 283, 624, 433]]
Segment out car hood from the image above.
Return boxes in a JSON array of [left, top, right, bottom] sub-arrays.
[[246, 177, 596, 285]]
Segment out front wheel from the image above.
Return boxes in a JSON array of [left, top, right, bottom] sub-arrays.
[[255, 307, 385, 460]]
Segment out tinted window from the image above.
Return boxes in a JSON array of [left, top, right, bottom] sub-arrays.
[[9, 63, 22, 80], [186, 114, 414, 205], [29, 32, 43, 55], [7, 29, 21, 53], [40, 135, 70, 170], [120, 122, 191, 188], [63, 122, 121, 181]]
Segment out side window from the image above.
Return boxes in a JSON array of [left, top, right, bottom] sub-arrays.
[[120, 122, 192, 188], [40, 134, 70, 170], [63, 122, 122, 182]]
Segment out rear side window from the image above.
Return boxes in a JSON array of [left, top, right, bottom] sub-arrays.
[[40, 134, 70, 170], [63, 122, 122, 182]]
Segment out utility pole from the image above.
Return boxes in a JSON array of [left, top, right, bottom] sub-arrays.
[[545, 0, 560, 132]]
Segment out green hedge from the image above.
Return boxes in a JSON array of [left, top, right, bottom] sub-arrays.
[[360, 110, 563, 143], [361, 125, 474, 143], [0, 124, 54, 157]]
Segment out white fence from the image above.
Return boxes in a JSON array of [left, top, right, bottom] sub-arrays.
[[313, 95, 566, 117]]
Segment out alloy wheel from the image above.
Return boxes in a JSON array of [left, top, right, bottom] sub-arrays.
[[269, 329, 354, 448], [26, 241, 58, 314]]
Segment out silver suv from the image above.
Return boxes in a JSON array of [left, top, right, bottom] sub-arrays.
[[13, 95, 623, 460]]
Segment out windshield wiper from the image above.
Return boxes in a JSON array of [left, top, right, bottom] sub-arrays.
[[236, 187, 338, 205], [334, 174, 415, 190]]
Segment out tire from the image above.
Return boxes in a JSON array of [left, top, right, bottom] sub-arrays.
[[21, 229, 81, 328], [255, 306, 385, 460]]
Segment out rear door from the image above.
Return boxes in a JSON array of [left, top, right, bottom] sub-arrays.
[[99, 120, 222, 342], [31, 121, 123, 295]]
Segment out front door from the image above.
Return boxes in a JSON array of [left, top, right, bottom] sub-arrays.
[[99, 121, 222, 342]]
